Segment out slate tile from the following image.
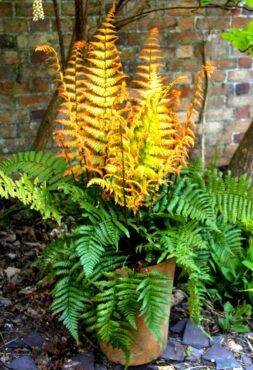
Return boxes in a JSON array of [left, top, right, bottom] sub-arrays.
[[95, 364, 107, 370], [7, 355, 38, 370], [160, 339, 186, 361], [216, 356, 242, 370], [72, 352, 95, 370], [202, 343, 233, 362], [242, 356, 253, 366], [212, 335, 226, 345], [6, 337, 26, 349], [23, 331, 45, 347], [185, 347, 204, 362], [170, 319, 188, 334], [182, 320, 210, 349]]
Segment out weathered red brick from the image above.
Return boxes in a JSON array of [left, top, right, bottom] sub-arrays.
[[51, 18, 74, 33], [0, 137, 32, 153], [1, 50, 19, 64], [61, 3, 75, 16], [196, 16, 230, 30], [0, 95, 15, 109], [3, 20, 27, 33], [209, 84, 232, 96], [32, 81, 50, 92], [138, 17, 177, 30], [29, 20, 51, 32], [0, 66, 17, 81], [235, 106, 250, 119], [212, 70, 226, 82], [206, 108, 234, 121], [168, 8, 204, 16], [206, 8, 232, 16], [127, 33, 146, 45], [0, 35, 17, 49], [176, 45, 193, 58], [235, 83, 250, 95], [233, 132, 245, 143], [228, 70, 253, 81], [0, 2, 13, 17], [213, 59, 237, 69], [178, 17, 194, 30], [233, 18, 250, 28], [30, 110, 46, 121], [15, 3, 33, 17], [239, 57, 252, 68], [170, 58, 201, 71], [0, 125, 17, 138], [228, 95, 252, 107], [0, 82, 29, 94], [169, 32, 202, 45], [19, 95, 51, 107]]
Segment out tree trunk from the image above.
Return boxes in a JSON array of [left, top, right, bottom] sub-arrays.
[[229, 119, 253, 180], [31, 0, 87, 151]]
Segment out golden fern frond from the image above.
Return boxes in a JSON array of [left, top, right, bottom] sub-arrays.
[[35, 44, 64, 87], [184, 60, 215, 140], [133, 28, 165, 97], [78, 5, 130, 172]]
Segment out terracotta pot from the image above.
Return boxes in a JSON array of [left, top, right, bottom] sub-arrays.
[[100, 258, 176, 366]]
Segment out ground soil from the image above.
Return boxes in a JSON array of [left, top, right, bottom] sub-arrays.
[[0, 204, 253, 370]]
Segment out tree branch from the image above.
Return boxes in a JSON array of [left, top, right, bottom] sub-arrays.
[[115, 4, 252, 29], [53, 0, 65, 68]]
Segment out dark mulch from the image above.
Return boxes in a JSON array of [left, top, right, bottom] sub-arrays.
[[0, 204, 253, 370]]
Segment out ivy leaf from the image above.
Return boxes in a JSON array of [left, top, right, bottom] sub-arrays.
[[245, 0, 253, 7]]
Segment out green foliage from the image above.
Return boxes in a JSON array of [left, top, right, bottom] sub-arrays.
[[200, 0, 253, 6], [51, 276, 89, 343], [0, 151, 71, 190], [2, 4, 253, 365], [200, 0, 253, 55], [0, 170, 61, 223], [137, 270, 172, 342], [73, 204, 129, 276], [218, 301, 251, 333], [222, 20, 253, 56]]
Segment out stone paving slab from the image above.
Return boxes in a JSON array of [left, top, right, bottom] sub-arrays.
[[182, 319, 210, 349], [7, 355, 38, 370], [202, 343, 234, 362], [160, 339, 186, 361]]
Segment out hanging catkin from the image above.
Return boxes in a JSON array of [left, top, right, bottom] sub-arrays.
[[33, 0, 44, 21]]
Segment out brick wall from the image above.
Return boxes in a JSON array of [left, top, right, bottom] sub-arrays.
[[0, 0, 252, 165]]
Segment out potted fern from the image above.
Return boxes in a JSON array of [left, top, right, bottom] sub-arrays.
[[0, 5, 217, 367]]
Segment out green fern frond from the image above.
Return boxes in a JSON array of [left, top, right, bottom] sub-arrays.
[[206, 221, 244, 282], [0, 151, 71, 190], [74, 225, 105, 276], [51, 276, 89, 343], [206, 168, 253, 224], [137, 270, 172, 343], [167, 177, 218, 230], [0, 171, 61, 223]]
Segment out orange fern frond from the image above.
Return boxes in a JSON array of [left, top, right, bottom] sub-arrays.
[[36, 44, 64, 86], [184, 60, 215, 140]]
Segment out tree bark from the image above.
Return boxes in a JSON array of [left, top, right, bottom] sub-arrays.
[[229, 119, 253, 180]]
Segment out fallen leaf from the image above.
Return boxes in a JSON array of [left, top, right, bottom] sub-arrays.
[[4, 267, 21, 281], [224, 338, 243, 352], [171, 289, 187, 306]]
